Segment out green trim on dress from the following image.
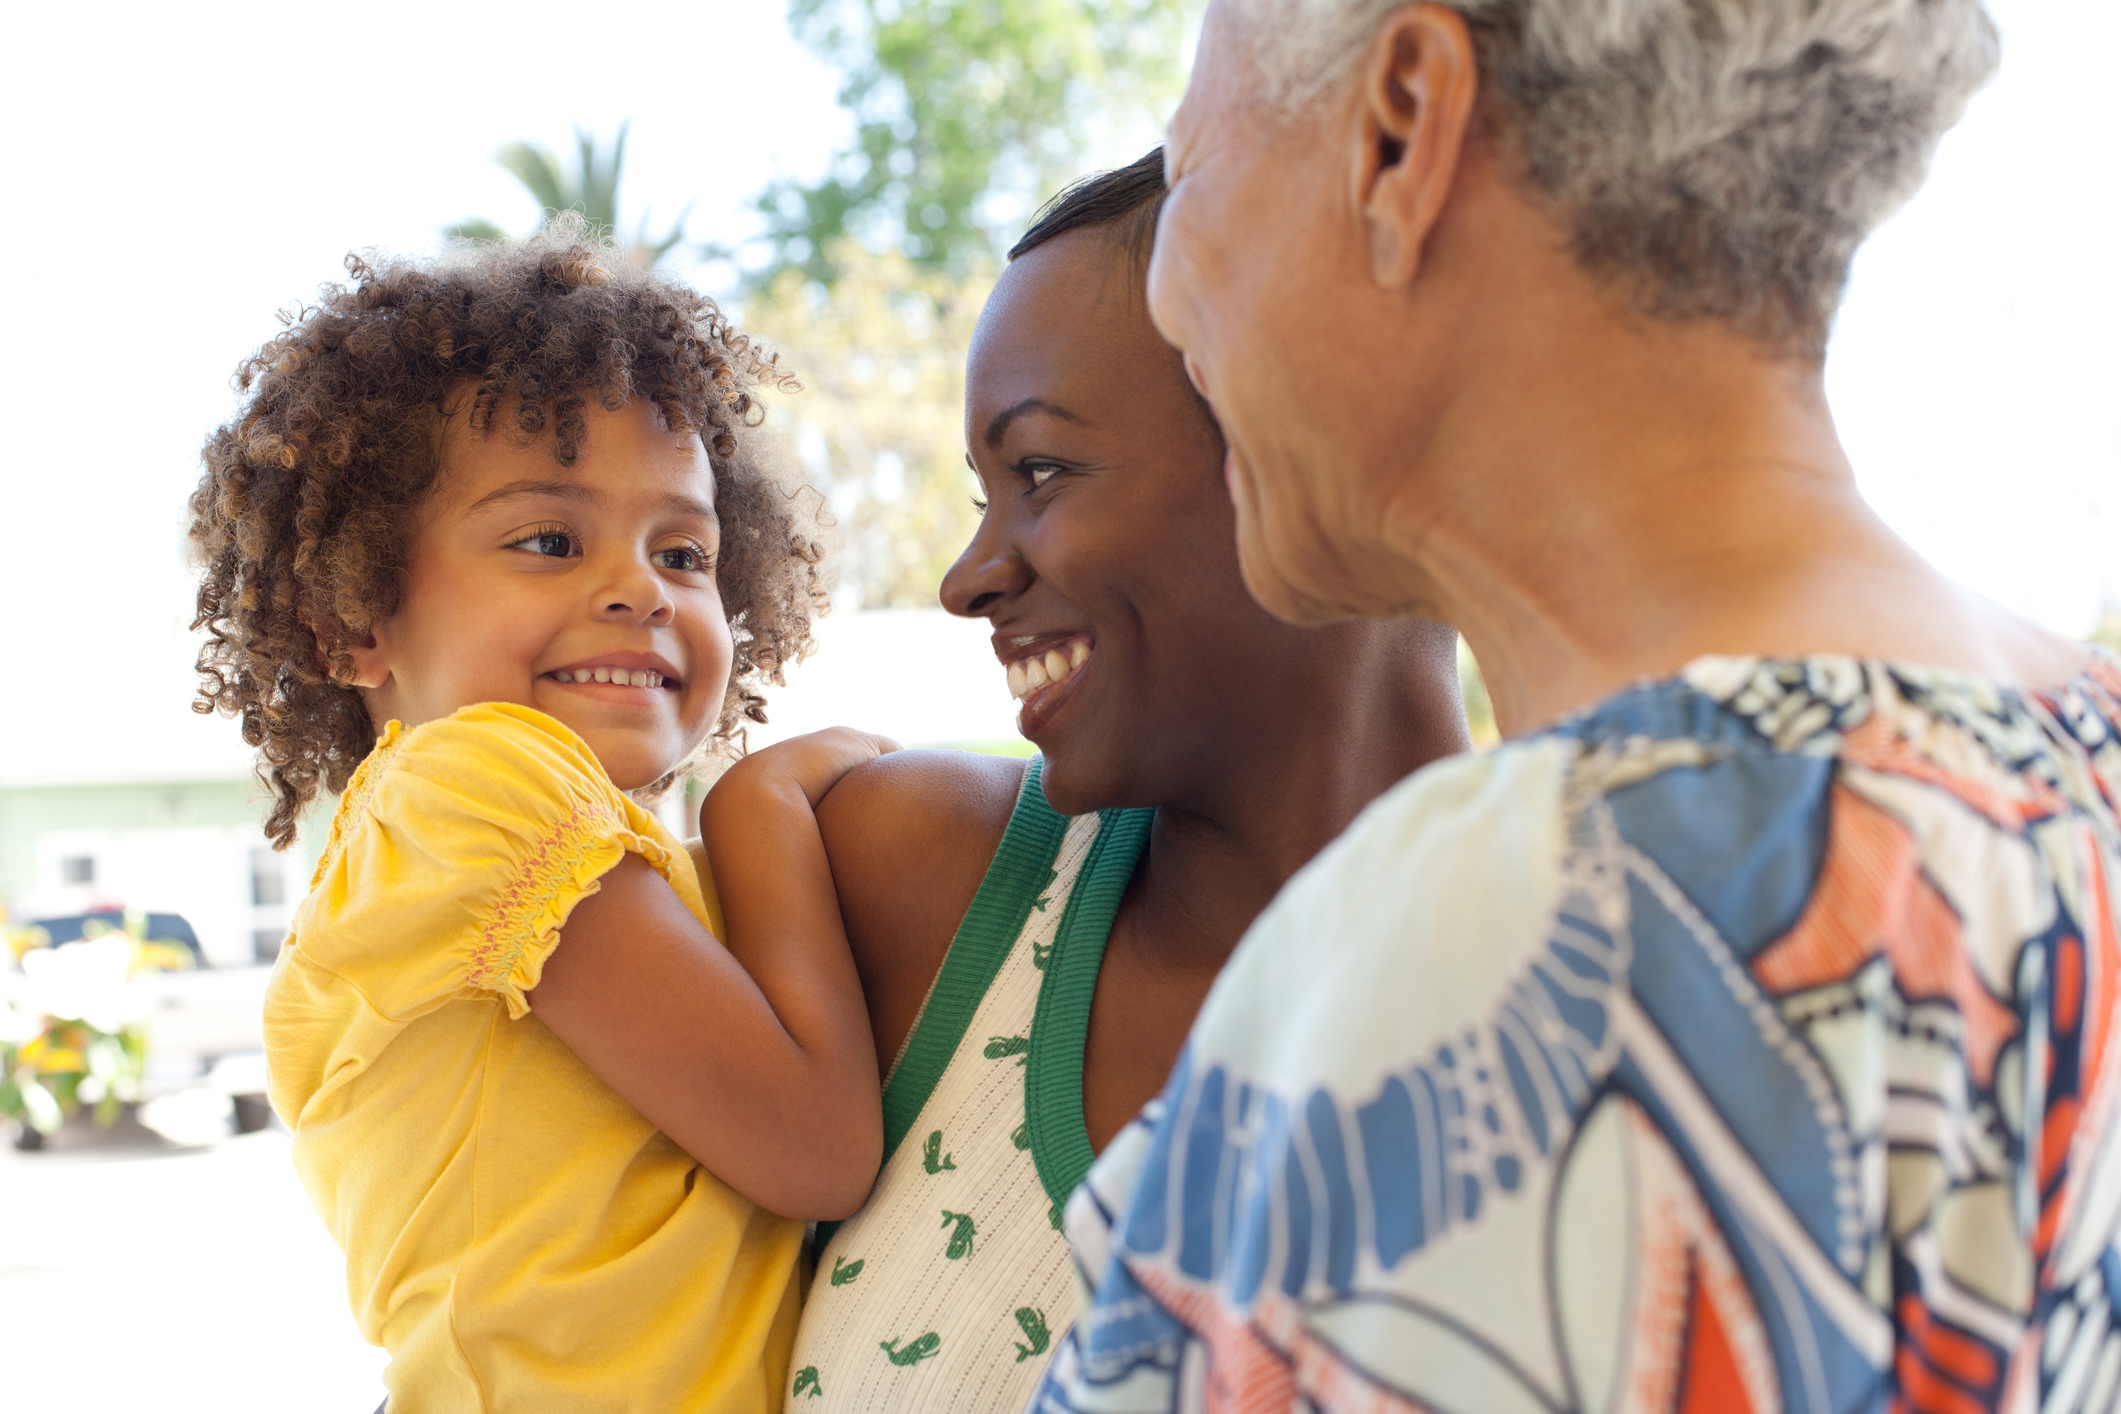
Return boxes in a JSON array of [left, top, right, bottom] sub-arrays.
[[814, 758, 1062, 1254], [1025, 803, 1152, 1210]]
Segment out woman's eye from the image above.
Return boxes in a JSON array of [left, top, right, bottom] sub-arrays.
[[509, 528, 577, 558]]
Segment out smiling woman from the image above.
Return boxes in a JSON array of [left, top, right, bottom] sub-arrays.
[[777, 150, 1469, 1409]]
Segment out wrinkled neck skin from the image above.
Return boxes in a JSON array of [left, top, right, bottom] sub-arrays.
[[1348, 182, 2086, 737], [1122, 623, 1466, 971]]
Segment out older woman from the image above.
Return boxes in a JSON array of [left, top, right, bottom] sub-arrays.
[[1042, 3, 2121, 1412], [780, 153, 1467, 1409]]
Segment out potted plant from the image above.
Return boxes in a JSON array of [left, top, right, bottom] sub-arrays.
[[2, 913, 193, 1150]]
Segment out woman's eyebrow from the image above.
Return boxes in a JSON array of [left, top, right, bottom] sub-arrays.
[[983, 397, 1088, 448]]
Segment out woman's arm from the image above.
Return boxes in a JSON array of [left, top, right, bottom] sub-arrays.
[[526, 729, 893, 1221], [814, 749, 1029, 1074]]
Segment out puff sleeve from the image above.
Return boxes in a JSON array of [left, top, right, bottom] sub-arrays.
[[292, 702, 710, 1021]]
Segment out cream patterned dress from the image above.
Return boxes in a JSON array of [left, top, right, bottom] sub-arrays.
[[787, 759, 1150, 1410]]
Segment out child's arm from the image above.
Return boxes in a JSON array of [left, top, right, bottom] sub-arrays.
[[527, 728, 894, 1221]]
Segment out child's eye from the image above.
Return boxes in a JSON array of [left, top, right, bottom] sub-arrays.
[[654, 543, 714, 574], [1022, 462, 1063, 490], [507, 527, 578, 559]]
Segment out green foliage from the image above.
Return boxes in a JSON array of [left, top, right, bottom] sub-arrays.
[[446, 123, 690, 267], [1458, 637, 1498, 749], [757, 0, 1190, 283], [2092, 599, 2121, 655], [746, 244, 994, 608], [0, 914, 190, 1137]]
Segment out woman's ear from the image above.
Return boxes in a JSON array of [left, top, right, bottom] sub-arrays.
[[1351, 3, 1481, 289]]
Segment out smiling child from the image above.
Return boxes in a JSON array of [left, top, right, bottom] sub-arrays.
[[189, 222, 886, 1411]]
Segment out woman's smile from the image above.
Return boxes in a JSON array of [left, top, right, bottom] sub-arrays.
[[996, 633, 1095, 737]]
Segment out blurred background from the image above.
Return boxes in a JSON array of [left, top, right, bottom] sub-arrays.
[[0, 0, 2114, 1406]]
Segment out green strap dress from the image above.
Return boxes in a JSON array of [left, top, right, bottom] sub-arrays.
[[785, 758, 1150, 1410]]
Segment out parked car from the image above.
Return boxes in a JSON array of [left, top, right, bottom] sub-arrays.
[[5, 910, 273, 1149]]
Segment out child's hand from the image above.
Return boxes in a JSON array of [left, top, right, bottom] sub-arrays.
[[534, 725, 900, 1221], [704, 727, 902, 827]]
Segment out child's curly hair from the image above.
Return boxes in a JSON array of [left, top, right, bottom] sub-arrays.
[[190, 218, 826, 848]]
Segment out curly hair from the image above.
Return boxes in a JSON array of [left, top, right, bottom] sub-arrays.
[[1233, 0, 1998, 356], [189, 218, 827, 848]]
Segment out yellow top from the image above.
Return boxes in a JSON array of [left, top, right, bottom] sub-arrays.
[[266, 702, 802, 1412]]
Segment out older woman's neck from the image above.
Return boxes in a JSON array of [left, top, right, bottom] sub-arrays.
[[1373, 210, 2081, 733]]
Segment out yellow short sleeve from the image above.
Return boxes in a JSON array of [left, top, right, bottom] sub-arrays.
[[267, 703, 794, 1411], [301, 701, 702, 1020]]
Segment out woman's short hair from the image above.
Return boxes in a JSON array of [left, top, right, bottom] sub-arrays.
[[1233, 0, 1999, 356], [1011, 147, 1169, 267]]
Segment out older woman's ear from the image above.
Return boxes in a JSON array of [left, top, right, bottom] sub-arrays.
[[1353, 3, 1481, 289]]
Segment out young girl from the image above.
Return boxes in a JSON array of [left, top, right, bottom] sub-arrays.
[[189, 222, 886, 1411]]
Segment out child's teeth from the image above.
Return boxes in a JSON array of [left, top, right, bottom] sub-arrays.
[[1043, 649, 1069, 682], [1069, 641, 1089, 669], [1023, 657, 1050, 691], [1007, 662, 1028, 698], [555, 667, 667, 687]]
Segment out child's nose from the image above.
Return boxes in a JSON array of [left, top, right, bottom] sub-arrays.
[[592, 559, 676, 624]]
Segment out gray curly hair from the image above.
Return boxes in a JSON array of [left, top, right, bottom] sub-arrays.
[[1231, 0, 1999, 355]]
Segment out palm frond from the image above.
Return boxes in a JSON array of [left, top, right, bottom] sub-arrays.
[[443, 217, 511, 245], [495, 141, 573, 218]]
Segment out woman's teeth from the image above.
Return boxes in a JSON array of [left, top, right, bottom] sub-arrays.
[[553, 667, 666, 688], [1006, 641, 1090, 701]]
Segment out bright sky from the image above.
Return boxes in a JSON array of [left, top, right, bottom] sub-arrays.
[[1, 0, 2113, 786]]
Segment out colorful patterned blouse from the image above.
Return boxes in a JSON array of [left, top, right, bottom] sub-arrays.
[[1034, 653, 2121, 1414]]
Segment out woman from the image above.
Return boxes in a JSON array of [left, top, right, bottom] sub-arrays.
[[1045, 2, 2121, 1411], [780, 152, 1469, 1407]]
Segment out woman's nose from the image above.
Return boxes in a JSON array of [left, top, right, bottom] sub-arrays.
[[939, 515, 1033, 618]]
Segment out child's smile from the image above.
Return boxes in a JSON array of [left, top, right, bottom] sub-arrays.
[[343, 396, 734, 790]]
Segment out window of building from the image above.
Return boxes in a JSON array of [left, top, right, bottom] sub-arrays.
[[250, 849, 286, 907], [61, 855, 95, 885]]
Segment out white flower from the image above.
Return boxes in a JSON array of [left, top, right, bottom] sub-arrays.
[[19, 937, 147, 1034]]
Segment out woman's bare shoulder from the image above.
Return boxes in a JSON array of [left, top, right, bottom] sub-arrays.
[[816, 750, 1030, 1062], [817, 749, 1027, 873]]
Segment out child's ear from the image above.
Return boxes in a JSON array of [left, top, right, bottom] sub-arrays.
[[341, 630, 391, 690], [303, 613, 390, 690]]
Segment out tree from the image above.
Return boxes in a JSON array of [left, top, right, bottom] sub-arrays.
[[753, 0, 1189, 283], [447, 123, 690, 267], [747, 244, 994, 609]]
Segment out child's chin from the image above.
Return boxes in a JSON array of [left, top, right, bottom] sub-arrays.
[[574, 731, 693, 796]]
